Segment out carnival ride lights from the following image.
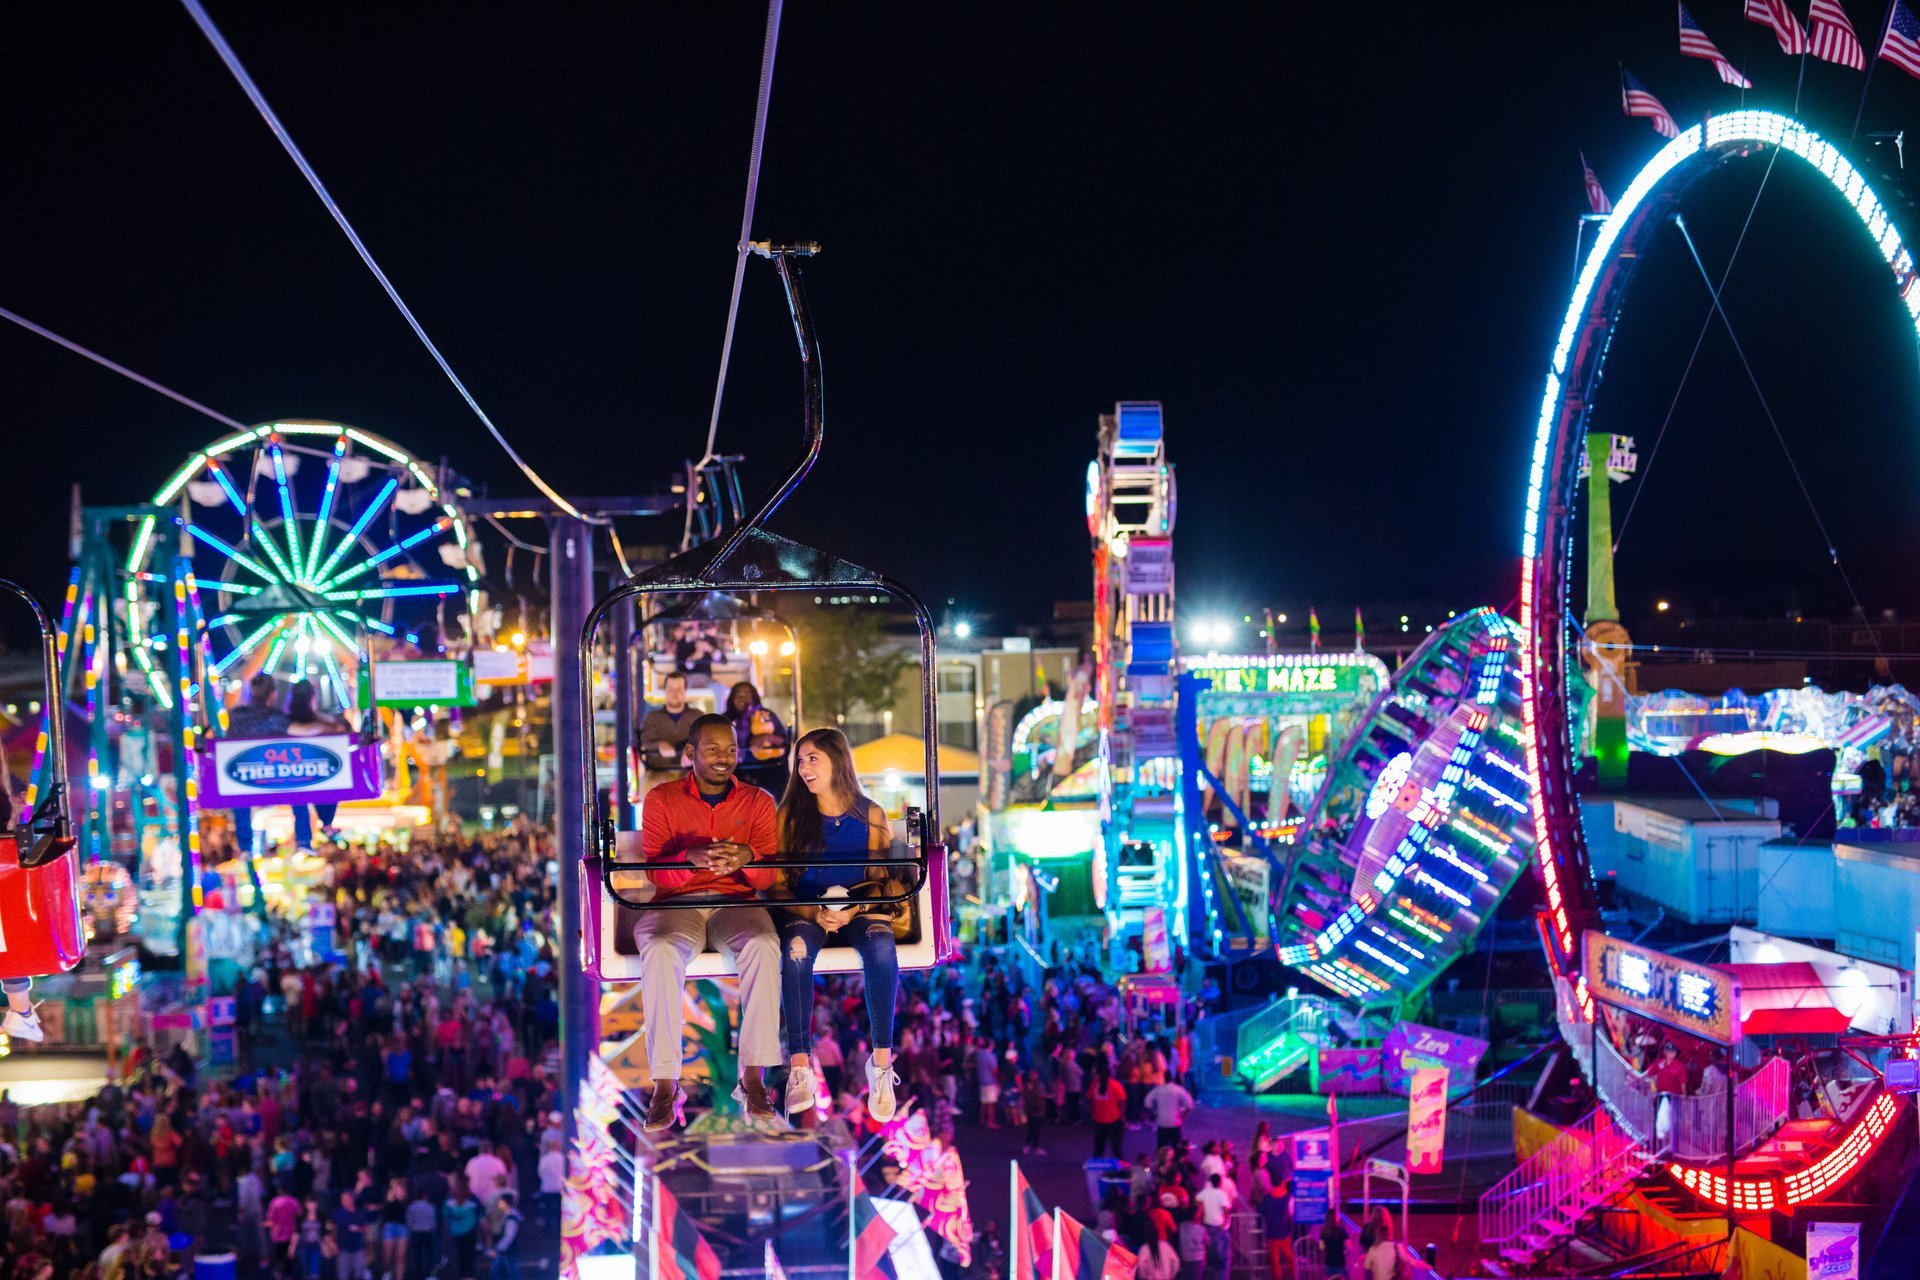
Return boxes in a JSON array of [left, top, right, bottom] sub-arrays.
[[126, 422, 478, 703], [1272, 609, 1534, 1015], [1518, 110, 1920, 1208], [1667, 1093, 1905, 1212], [1087, 402, 1188, 943]]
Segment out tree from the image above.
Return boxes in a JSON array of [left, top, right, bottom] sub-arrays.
[[798, 608, 913, 733]]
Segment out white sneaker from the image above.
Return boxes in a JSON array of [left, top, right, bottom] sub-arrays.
[[785, 1064, 818, 1115], [866, 1056, 900, 1123], [2, 1008, 44, 1043]]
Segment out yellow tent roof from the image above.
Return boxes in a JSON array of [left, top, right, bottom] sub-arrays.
[[851, 732, 981, 777]]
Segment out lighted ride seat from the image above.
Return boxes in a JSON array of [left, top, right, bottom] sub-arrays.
[[0, 830, 83, 982], [0, 578, 83, 983], [590, 816, 951, 981]]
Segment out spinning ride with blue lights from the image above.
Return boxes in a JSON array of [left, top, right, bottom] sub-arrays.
[[1274, 609, 1535, 1017], [1518, 112, 1917, 1212]]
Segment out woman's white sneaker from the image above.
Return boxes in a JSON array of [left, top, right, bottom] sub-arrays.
[[866, 1056, 900, 1123], [2, 1008, 44, 1043], [785, 1064, 818, 1115]]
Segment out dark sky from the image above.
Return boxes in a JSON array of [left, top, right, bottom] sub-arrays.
[[6, 2, 1920, 647]]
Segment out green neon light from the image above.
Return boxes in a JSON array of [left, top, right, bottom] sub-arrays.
[[154, 451, 209, 504], [247, 521, 301, 584]]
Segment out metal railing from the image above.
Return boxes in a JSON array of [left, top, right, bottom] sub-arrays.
[[1232, 993, 1338, 1088], [1590, 1031, 1790, 1162], [1478, 1105, 1647, 1257]]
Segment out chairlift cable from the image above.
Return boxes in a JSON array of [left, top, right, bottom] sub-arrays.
[[607, 525, 635, 579], [177, 0, 602, 526], [694, 0, 787, 476], [1614, 148, 1784, 556], [484, 514, 547, 556], [1672, 215, 1886, 660], [0, 304, 247, 432]]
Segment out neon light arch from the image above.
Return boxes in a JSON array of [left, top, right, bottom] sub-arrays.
[[1519, 111, 1915, 1206]]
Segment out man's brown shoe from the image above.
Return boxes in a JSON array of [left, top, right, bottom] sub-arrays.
[[644, 1082, 685, 1133], [732, 1073, 780, 1121]]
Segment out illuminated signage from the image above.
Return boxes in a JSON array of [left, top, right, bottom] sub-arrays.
[[1186, 663, 1362, 695], [1582, 932, 1740, 1044], [358, 658, 476, 707]]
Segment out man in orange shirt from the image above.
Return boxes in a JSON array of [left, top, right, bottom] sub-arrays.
[[635, 715, 782, 1130]]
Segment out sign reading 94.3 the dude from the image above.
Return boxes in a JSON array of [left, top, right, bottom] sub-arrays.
[[1582, 931, 1741, 1045], [200, 733, 384, 808]]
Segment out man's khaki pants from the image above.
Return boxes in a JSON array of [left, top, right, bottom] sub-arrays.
[[634, 904, 782, 1082]]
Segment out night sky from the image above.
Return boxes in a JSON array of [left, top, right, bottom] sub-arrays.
[[7, 2, 1920, 647]]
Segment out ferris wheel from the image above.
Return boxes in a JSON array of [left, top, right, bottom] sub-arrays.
[[123, 420, 480, 708]]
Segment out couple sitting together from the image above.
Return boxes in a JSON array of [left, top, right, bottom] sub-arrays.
[[632, 714, 903, 1133]]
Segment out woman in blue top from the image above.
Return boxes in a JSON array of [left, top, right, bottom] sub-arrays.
[[775, 728, 901, 1122]]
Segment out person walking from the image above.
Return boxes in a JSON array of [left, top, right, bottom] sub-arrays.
[[1195, 1172, 1233, 1278], [1088, 1060, 1127, 1159], [486, 1192, 522, 1280], [1020, 1063, 1048, 1156], [1177, 1204, 1211, 1280], [1260, 1173, 1295, 1280], [1143, 1076, 1196, 1151], [443, 1177, 482, 1280]]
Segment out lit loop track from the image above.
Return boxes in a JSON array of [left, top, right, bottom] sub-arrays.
[[1519, 112, 1915, 1208]]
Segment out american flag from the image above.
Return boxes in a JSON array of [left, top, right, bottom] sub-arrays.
[[1745, 0, 1809, 55], [1880, 0, 1920, 77], [1581, 152, 1613, 214], [1680, 3, 1754, 86], [1810, 0, 1867, 69], [1622, 69, 1680, 139]]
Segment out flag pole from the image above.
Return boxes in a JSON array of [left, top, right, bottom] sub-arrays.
[[1010, 1160, 1020, 1278], [1853, 0, 1897, 138], [1051, 1208, 1066, 1280], [649, 1167, 660, 1278], [848, 1148, 859, 1277]]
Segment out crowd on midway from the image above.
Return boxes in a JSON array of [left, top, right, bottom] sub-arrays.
[[802, 939, 1421, 1280], [0, 820, 567, 1280]]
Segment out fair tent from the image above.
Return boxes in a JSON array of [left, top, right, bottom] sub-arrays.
[[850, 733, 981, 777]]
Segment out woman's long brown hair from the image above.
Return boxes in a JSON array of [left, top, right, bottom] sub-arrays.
[[778, 727, 868, 853]]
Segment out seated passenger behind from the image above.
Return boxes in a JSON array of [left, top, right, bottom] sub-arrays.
[[633, 714, 781, 1131], [727, 680, 790, 798], [774, 728, 903, 1122]]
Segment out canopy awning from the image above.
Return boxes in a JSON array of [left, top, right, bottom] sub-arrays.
[[851, 733, 980, 777], [1723, 961, 1854, 1036]]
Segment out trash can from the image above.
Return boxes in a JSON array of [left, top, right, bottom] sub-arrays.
[[193, 1253, 236, 1280], [1083, 1157, 1129, 1214]]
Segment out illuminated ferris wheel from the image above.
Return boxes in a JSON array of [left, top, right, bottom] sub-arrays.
[[124, 420, 479, 706]]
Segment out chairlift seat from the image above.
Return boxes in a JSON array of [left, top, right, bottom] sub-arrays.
[[0, 832, 84, 982], [587, 828, 948, 980]]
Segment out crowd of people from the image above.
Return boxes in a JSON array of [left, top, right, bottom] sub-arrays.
[[0, 819, 569, 1280]]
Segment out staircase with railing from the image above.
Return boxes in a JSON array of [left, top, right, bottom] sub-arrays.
[[1591, 1027, 1791, 1162], [1478, 1104, 1650, 1267], [1232, 994, 1327, 1091]]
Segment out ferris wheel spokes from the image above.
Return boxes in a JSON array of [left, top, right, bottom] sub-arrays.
[[131, 421, 478, 688]]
